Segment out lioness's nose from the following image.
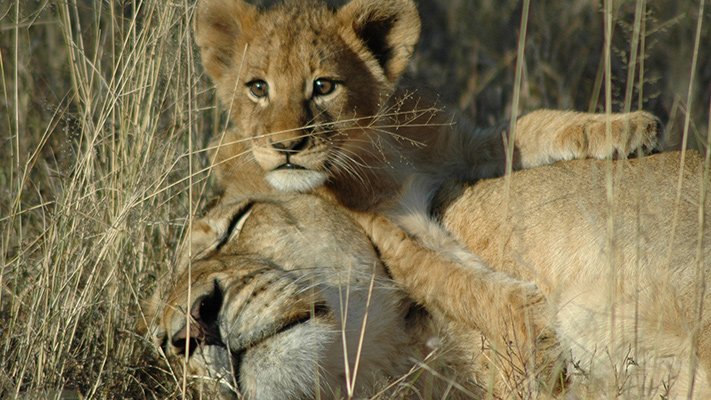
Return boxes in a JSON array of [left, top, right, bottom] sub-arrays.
[[271, 135, 309, 153], [171, 284, 223, 356]]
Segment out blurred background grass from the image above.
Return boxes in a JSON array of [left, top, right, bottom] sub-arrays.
[[0, 0, 709, 398]]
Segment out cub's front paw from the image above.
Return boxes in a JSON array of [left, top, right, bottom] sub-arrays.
[[350, 212, 408, 250], [617, 110, 662, 156], [588, 110, 662, 158]]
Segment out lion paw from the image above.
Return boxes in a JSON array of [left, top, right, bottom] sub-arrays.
[[587, 110, 662, 158], [505, 282, 548, 316], [506, 283, 566, 390], [351, 212, 408, 250]]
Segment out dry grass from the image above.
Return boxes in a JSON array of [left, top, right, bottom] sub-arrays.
[[0, 0, 709, 399]]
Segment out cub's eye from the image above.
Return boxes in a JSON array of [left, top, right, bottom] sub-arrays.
[[313, 78, 337, 97], [247, 80, 269, 98]]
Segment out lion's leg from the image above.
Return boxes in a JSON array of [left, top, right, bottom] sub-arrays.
[[352, 211, 564, 394], [513, 109, 662, 168]]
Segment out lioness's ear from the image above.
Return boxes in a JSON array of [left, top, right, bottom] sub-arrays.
[[194, 0, 257, 82], [338, 0, 421, 83]]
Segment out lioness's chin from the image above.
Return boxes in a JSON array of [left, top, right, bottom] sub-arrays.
[[240, 321, 339, 399], [190, 345, 239, 398], [266, 170, 328, 192], [193, 322, 340, 400]]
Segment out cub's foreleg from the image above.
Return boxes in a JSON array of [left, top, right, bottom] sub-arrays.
[[513, 109, 662, 168], [352, 211, 565, 394]]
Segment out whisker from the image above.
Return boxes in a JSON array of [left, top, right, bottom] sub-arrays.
[[330, 152, 371, 188], [242, 105, 445, 142]]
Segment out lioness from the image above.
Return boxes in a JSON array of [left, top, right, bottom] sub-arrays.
[[149, 151, 711, 399], [149, 193, 488, 399], [197, 0, 662, 211]]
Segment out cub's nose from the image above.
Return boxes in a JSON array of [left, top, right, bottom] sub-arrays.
[[271, 135, 309, 153]]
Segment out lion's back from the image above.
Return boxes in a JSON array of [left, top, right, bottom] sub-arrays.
[[440, 151, 708, 288]]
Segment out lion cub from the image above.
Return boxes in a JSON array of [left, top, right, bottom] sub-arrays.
[[193, 0, 660, 391], [196, 0, 661, 211]]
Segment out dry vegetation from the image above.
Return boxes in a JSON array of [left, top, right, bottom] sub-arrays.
[[0, 0, 709, 399]]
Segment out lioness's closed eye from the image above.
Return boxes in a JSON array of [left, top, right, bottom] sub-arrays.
[[197, 0, 662, 211]]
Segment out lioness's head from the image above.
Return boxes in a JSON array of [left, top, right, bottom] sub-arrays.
[[195, 0, 421, 194], [147, 194, 477, 398]]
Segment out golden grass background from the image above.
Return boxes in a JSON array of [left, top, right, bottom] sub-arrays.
[[0, 0, 709, 398]]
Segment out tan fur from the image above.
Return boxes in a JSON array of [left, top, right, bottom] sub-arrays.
[[175, 0, 693, 397], [358, 150, 711, 398], [148, 151, 711, 399], [196, 0, 663, 212], [353, 210, 565, 395], [445, 151, 711, 398], [148, 194, 487, 399]]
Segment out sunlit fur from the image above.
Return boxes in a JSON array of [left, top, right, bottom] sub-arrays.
[[146, 195, 485, 399], [382, 151, 711, 398], [148, 151, 711, 399], [195, 0, 663, 212]]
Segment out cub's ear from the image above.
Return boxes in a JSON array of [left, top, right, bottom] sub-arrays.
[[194, 0, 258, 82], [338, 0, 421, 84]]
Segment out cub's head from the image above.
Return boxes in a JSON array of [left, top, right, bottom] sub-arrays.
[[195, 0, 421, 194], [146, 194, 428, 398]]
